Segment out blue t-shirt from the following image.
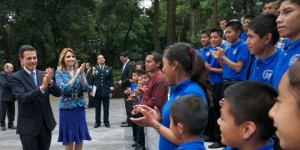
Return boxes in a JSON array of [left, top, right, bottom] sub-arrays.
[[130, 82, 137, 91], [225, 138, 274, 150], [223, 40, 251, 80], [159, 79, 208, 150], [272, 38, 300, 88], [198, 45, 224, 83], [240, 32, 248, 41], [176, 139, 206, 150], [198, 45, 214, 62], [249, 50, 281, 84]]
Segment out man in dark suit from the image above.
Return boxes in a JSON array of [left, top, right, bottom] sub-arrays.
[[85, 62, 95, 109], [119, 52, 135, 127], [90, 55, 114, 128], [9, 45, 61, 150], [0, 63, 16, 131]]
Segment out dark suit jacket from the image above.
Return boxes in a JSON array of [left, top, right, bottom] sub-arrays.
[[91, 65, 114, 97], [86, 68, 93, 85], [0, 71, 15, 102], [120, 60, 134, 89], [86, 68, 93, 92], [9, 68, 61, 136]]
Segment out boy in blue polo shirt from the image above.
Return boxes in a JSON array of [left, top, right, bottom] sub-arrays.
[[215, 20, 250, 81], [247, 13, 281, 84], [218, 81, 277, 150], [198, 29, 214, 61], [170, 95, 208, 150], [198, 29, 221, 145], [272, 0, 300, 88], [203, 28, 226, 149], [211, 20, 250, 97]]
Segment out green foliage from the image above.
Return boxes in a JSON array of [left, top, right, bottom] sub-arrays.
[[0, 0, 264, 70]]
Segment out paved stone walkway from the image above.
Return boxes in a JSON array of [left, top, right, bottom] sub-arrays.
[[0, 95, 221, 150]]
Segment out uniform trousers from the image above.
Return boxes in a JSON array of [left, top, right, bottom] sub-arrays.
[[0, 101, 15, 126], [95, 95, 110, 124]]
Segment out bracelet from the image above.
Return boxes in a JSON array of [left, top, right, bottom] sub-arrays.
[[154, 123, 160, 134]]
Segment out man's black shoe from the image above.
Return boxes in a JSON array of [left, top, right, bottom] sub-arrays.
[[131, 143, 137, 147], [94, 124, 100, 128], [135, 145, 144, 150], [8, 125, 17, 129], [121, 121, 127, 124], [105, 123, 110, 128], [208, 142, 225, 149], [1, 126, 6, 131], [120, 123, 132, 127]]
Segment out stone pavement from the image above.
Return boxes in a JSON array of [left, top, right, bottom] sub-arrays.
[[0, 95, 222, 150]]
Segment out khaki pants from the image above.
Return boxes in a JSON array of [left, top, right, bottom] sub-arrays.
[[144, 127, 159, 150]]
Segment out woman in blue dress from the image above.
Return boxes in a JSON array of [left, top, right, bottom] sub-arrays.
[[55, 48, 92, 150], [131, 42, 212, 150]]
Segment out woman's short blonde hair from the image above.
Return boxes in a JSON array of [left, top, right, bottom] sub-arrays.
[[57, 48, 76, 71]]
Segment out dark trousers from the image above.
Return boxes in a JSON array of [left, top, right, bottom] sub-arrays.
[[95, 96, 110, 124], [20, 119, 51, 150], [0, 101, 15, 126], [87, 93, 95, 108], [123, 93, 134, 123], [211, 82, 223, 143]]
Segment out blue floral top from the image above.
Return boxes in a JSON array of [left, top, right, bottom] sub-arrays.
[[55, 69, 89, 109]]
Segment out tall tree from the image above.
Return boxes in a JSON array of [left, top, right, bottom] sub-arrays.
[[153, 0, 161, 52], [166, 0, 176, 45]]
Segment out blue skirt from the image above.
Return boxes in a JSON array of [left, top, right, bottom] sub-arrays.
[[58, 107, 92, 145]]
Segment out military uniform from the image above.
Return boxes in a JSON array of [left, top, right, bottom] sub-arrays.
[[90, 65, 114, 127]]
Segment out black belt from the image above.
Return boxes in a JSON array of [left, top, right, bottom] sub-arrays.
[[63, 93, 84, 98], [223, 79, 241, 84]]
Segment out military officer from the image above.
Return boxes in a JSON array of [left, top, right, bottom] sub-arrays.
[[90, 55, 114, 128]]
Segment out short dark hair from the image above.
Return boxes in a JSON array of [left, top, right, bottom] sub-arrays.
[[225, 20, 244, 34], [263, 0, 277, 6], [170, 95, 208, 135], [224, 81, 277, 140], [19, 45, 36, 58], [119, 52, 128, 57], [248, 13, 279, 45], [287, 60, 300, 108], [148, 52, 163, 69], [210, 28, 223, 37], [244, 15, 254, 20], [141, 71, 151, 78], [135, 60, 145, 70], [219, 19, 227, 23], [201, 29, 211, 38]]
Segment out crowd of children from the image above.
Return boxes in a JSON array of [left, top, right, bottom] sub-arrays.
[[119, 0, 300, 150]]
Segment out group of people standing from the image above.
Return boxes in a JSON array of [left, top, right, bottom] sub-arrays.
[[1, 0, 300, 150]]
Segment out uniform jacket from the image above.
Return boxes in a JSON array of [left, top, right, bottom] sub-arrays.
[[0, 71, 15, 102], [9, 68, 61, 135], [90, 65, 114, 97]]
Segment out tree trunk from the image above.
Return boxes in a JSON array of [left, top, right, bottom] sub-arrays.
[[124, 14, 134, 51], [190, 8, 195, 43], [167, 0, 176, 46], [153, 0, 161, 52]]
